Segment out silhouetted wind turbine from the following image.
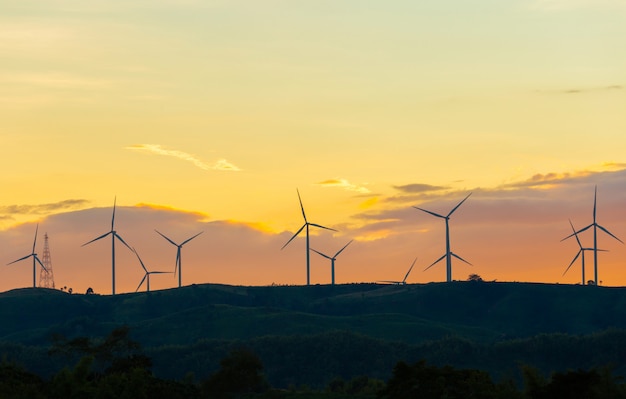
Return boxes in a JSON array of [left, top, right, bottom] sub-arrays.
[[7, 224, 47, 288], [281, 189, 337, 286], [562, 219, 607, 285], [155, 229, 203, 288], [562, 186, 622, 285], [132, 247, 171, 292], [82, 197, 133, 295], [378, 257, 417, 285], [414, 193, 472, 282], [310, 240, 353, 286]]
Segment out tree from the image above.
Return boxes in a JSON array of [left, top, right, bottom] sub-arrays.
[[468, 274, 484, 282], [49, 325, 151, 375], [379, 360, 520, 399], [202, 348, 268, 398]]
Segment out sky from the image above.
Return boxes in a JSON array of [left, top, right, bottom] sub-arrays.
[[1, 0, 625, 294]]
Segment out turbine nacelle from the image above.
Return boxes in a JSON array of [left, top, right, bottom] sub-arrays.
[[378, 257, 418, 285], [281, 189, 337, 286], [414, 193, 472, 282], [81, 197, 133, 295], [155, 229, 203, 288], [7, 224, 47, 288]]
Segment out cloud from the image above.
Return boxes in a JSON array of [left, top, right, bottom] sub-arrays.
[[393, 183, 448, 194], [500, 171, 593, 189], [316, 178, 370, 194], [546, 85, 623, 95], [0, 199, 90, 216], [125, 144, 241, 171]]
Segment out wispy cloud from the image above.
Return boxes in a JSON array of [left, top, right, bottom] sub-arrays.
[[0, 199, 90, 215], [125, 144, 241, 171], [316, 178, 370, 194], [393, 183, 448, 194], [540, 85, 623, 95]]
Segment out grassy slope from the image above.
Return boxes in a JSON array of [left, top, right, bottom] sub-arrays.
[[3, 281, 626, 387], [2, 281, 626, 346]]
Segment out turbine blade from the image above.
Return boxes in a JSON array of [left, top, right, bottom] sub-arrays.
[[451, 252, 472, 266], [403, 257, 418, 282], [593, 185, 597, 222], [132, 247, 148, 273], [114, 233, 133, 251], [561, 224, 592, 241], [378, 280, 400, 284], [7, 254, 32, 265], [413, 206, 446, 219], [82, 231, 111, 247], [424, 254, 446, 271], [597, 224, 624, 244], [155, 229, 178, 246], [563, 250, 582, 276], [297, 188, 307, 222], [334, 240, 353, 257], [35, 255, 47, 272], [181, 231, 203, 246], [310, 248, 332, 260], [111, 196, 117, 230], [448, 192, 472, 217], [136, 275, 147, 292], [568, 219, 583, 249], [174, 249, 180, 275], [281, 224, 306, 250], [32, 224, 39, 253], [308, 223, 337, 232], [150, 271, 171, 274]]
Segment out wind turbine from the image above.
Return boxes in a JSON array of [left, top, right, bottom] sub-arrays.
[[82, 197, 133, 295], [310, 240, 353, 286], [155, 229, 203, 288], [562, 186, 622, 285], [378, 257, 417, 285], [7, 224, 47, 288], [562, 219, 607, 285], [281, 189, 337, 286], [132, 247, 171, 292], [414, 193, 472, 282]]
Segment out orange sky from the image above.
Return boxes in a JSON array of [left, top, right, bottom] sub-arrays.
[[1, 168, 625, 294], [1, 1, 625, 294]]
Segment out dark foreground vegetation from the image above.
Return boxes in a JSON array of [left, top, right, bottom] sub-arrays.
[[2, 326, 626, 398], [3, 282, 626, 394]]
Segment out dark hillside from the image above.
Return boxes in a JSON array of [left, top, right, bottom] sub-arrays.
[[2, 282, 626, 387], [2, 282, 626, 346]]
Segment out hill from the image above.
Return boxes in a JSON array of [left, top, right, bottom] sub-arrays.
[[2, 281, 626, 387]]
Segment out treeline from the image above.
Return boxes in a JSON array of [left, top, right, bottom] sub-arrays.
[[3, 328, 626, 388], [3, 327, 626, 398]]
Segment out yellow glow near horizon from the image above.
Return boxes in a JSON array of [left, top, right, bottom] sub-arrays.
[[0, 1, 624, 257]]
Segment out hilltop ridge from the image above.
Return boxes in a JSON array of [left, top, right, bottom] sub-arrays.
[[2, 281, 625, 346]]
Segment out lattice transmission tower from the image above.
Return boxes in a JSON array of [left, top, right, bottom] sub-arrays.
[[38, 232, 56, 289]]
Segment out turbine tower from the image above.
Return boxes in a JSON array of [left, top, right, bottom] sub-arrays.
[[7, 224, 47, 288], [378, 257, 418, 285], [310, 240, 353, 286], [82, 197, 133, 295], [132, 247, 171, 292], [414, 193, 472, 282], [155, 230, 203, 288], [562, 219, 607, 285], [281, 189, 336, 286], [562, 186, 622, 285], [38, 232, 56, 289]]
